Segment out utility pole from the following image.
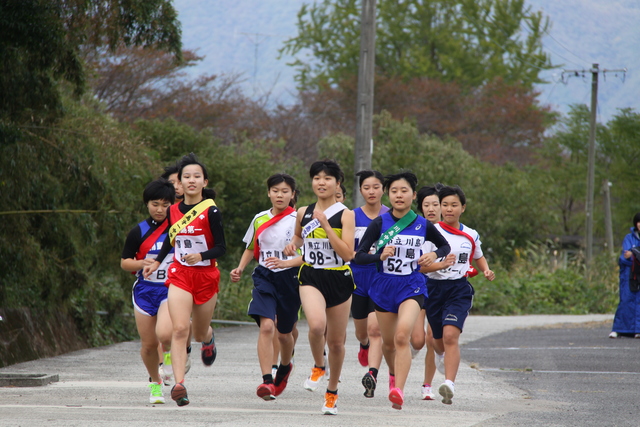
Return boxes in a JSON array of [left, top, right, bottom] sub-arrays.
[[561, 64, 626, 268], [353, 0, 376, 207], [585, 63, 598, 266]]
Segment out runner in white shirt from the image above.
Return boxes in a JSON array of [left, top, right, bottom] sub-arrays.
[[422, 185, 495, 405], [230, 173, 301, 401]]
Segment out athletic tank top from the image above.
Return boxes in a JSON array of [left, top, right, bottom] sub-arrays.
[[300, 202, 346, 269], [169, 203, 216, 268], [379, 212, 427, 276], [136, 220, 174, 285]]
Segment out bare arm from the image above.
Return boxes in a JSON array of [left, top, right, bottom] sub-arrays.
[[230, 249, 255, 282]]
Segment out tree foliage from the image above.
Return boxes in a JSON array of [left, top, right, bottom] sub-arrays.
[[0, 0, 181, 127], [281, 0, 553, 89]]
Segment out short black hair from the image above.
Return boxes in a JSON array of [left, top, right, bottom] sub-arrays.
[[438, 185, 466, 205], [143, 178, 175, 204], [160, 163, 180, 180], [355, 170, 384, 187], [339, 183, 346, 196], [383, 171, 418, 192], [309, 159, 344, 184], [633, 212, 640, 229]]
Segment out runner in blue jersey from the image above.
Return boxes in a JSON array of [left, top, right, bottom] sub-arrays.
[[353, 172, 450, 410], [121, 178, 175, 404], [350, 170, 389, 399]]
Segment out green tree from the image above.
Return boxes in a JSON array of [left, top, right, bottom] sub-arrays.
[[0, 0, 181, 128], [281, 0, 552, 89]]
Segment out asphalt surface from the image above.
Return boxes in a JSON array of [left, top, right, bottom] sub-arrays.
[[0, 314, 626, 426]]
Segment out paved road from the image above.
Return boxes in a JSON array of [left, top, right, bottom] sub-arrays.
[[0, 314, 620, 426]]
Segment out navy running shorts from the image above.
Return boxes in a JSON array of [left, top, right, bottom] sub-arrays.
[[425, 277, 474, 339], [132, 281, 168, 317], [351, 263, 376, 298], [247, 265, 301, 334], [369, 271, 427, 314]]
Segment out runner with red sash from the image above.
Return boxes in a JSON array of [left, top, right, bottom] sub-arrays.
[[423, 185, 495, 406], [230, 173, 301, 402]]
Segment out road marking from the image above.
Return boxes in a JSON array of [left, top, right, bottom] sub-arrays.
[[464, 346, 637, 350], [478, 368, 640, 375]]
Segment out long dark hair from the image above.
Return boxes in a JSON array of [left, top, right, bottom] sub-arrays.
[[267, 173, 297, 208]]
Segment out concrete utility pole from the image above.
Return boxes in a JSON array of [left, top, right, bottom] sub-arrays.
[[353, 0, 376, 208], [585, 63, 599, 266], [562, 64, 626, 268]]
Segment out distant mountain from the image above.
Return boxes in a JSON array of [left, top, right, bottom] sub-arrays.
[[174, 0, 638, 123]]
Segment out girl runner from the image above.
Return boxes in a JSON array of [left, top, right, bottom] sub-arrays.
[[353, 172, 450, 410], [230, 173, 301, 401], [413, 185, 455, 400], [121, 178, 175, 404], [424, 185, 495, 405], [350, 170, 389, 399], [144, 153, 226, 407], [283, 160, 355, 415]]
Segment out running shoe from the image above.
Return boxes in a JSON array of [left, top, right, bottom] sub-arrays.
[[410, 343, 420, 359], [609, 331, 618, 338], [148, 382, 165, 404], [635, 334, 640, 339], [389, 387, 404, 410], [421, 384, 435, 400], [201, 333, 217, 366], [303, 366, 326, 391], [362, 371, 377, 398], [357, 342, 369, 367], [256, 383, 276, 401], [162, 352, 174, 384], [274, 363, 293, 396], [322, 392, 338, 415], [435, 351, 445, 374], [439, 381, 455, 405], [185, 352, 192, 374], [171, 382, 189, 406], [156, 364, 169, 386]]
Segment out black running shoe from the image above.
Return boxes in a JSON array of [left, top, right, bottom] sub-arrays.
[[201, 333, 217, 366], [171, 382, 189, 406], [362, 371, 377, 398]]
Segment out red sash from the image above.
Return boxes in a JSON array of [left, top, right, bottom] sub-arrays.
[[135, 219, 168, 260], [438, 221, 479, 278], [253, 206, 295, 261]]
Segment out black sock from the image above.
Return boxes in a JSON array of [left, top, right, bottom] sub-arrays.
[[277, 363, 292, 377], [186, 345, 192, 354], [262, 374, 273, 384], [369, 367, 379, 379], [314, 364, 326, 370], [326, 389, 338, 395], [360, 340, 370, 350]]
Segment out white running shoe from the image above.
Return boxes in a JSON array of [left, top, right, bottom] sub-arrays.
[[435, 352, 445, 374], [609, 331, 618, 338], [421, 384, 435, 400], [321, 392, 338, 415], [439, 381, 455, 405], [303, 367, 326, 391], [162, 352, 174, 384], [148, 382, 165, 404], [185, 352, 192, 375], [410, 343, 420, 359]]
